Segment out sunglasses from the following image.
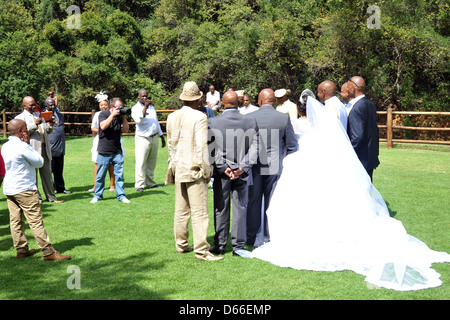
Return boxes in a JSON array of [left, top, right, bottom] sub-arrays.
[[349, 78, 360, 88]]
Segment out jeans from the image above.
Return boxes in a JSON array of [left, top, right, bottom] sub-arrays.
[[94, 153, 126, 201]]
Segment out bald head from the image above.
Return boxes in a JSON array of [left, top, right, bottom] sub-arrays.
[[8, 118, 26, 135], [348, 76, 366, 99], [258, 88, 276, 106], [45, 98, 56, 111], [340, 82, 349, 103], [317, 81, 337, 103], [22, 96, 36, 113], [222, 90, 238, 109]]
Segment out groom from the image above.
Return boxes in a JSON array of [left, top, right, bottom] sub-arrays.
[[347, 76, 380, 181], [245, 89, 298, 246]]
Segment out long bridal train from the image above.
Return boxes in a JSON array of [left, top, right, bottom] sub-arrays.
[[250, 98, 449, 291]]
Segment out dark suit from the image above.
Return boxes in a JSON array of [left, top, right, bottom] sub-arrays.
[[208, 109, 258, 251], [245, 104, 298, 245], [347, 96, 380, 180], [48, 109, 67, 192]]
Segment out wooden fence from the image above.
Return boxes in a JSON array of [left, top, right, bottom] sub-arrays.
[[1, 109, 449, 148]]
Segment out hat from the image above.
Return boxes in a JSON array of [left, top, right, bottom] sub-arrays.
[[95, 91, 108, 102], [179, 81, 203, 101], [275, 89, 291, 98], [236, 90, 245, 97]]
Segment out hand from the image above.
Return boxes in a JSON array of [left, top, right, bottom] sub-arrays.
[[144, 99, 152, 108], [20, 130, 30, 144], [224, 167, 234, 179], [111, 107, 121, 117], [233, 167, 244, 178], [160, 135, 166, 148], [34, 117, 42, 125]]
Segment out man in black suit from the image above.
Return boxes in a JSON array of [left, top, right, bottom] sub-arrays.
[[347, 76, 380, 181], [246, 88, 298, 246], [208, 90, 259, 255]]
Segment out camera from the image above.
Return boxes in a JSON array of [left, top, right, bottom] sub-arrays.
[[117, 105, 131, 116]]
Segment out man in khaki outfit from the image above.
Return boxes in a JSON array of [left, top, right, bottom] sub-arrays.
[[166, 81, 223, 261], [2, 119, 70, 261]]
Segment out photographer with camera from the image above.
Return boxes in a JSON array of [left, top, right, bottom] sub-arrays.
[[91, 97, 130, 204], [131, 89, 166, 192]]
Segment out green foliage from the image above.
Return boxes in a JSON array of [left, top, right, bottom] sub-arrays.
[[0, 0, 448, 112]]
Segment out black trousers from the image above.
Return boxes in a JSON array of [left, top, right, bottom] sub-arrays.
[[246, 170, 279, 246], [51, 155, 66, 193], [213, 175, 248, 251]]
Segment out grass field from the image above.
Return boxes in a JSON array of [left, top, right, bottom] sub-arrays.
[[0, 136, 448, 301]]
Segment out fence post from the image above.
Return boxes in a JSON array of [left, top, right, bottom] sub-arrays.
[[3, 111, 6, 138], [387, 107, 393, 149]]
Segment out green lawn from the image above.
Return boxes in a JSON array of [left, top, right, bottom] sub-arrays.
[[0, 136, 448, 300]]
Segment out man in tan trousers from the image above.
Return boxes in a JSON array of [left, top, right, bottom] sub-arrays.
[[2, 119, 70, 261], [166, 81, 223, 261]]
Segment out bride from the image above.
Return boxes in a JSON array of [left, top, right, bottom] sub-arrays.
[[250, 96, 449, 291]]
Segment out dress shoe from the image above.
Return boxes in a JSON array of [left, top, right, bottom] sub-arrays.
[[135, 188, 144, 192], [195, 252, 224, 261], [43, 251, 71, 261], [209, 246, 225, 255], [17, 249, 36, 259], [177, 246, 193, 254], [149, 185, 162, 189]]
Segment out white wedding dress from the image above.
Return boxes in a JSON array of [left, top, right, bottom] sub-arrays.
[[251, 98, 450, 291]]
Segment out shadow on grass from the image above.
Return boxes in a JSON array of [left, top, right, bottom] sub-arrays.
[[385, 201, 398, 217], [0, 251, 171, 300], [54, 184, 168, 202]]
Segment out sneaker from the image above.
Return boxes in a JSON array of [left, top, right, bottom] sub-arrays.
[[90, 197, 98, 203], [88, 188, 95, 192], [121, 198, 130, 204]]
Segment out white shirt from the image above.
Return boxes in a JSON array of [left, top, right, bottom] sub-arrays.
[[91, 111, 100, 131], [324, 96, 348, 131], [206, 90, 220, 108], [239, 104, 259, 115], [131, 102, 163, 137], [2, 136, 44, 196], [347, 94, 366, 115], [276, 99, 298, 123]]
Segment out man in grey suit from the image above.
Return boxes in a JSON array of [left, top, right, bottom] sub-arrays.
[[208, 90, 259, 256], [246, 88, 298, 246]]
